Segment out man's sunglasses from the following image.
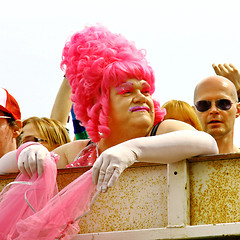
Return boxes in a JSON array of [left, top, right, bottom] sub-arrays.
[[195, 99, 235, 112]]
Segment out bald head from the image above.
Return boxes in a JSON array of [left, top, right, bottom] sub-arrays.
[[194, 75, 238, 103]]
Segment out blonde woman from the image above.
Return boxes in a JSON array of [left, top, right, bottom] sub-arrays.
[[162, 100, 202, 131], [19, 117, 71, 151]]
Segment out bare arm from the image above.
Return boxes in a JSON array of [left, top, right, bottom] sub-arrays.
[[50, 77, 72, 126], [0, 150, 19, 174]]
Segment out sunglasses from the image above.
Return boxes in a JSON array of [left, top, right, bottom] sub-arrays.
[[21, 136, 47, 144], [195, 99, 235, 112], [0, 116, 11, 119]]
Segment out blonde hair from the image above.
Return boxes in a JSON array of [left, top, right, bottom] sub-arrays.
[[21, 117, 71, 149], [162, 100, 202, 131]]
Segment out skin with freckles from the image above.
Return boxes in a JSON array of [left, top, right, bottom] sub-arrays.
[[194, 76, 240, 153]]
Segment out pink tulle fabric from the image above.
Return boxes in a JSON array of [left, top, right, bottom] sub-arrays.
[[0, 153, 98, 239]]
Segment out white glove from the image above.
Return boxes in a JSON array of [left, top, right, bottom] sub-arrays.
[[126, 130, 219, 164], [18, 145, 50, 178], [92, 144, 137, 193], [92, 130, 218, 192]]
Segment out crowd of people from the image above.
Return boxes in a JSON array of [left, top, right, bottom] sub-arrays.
[[0, 25, 239, 239]]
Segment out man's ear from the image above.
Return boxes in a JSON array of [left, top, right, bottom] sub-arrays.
[[12, 120, 22, 138], [236, 102, 240, 118]]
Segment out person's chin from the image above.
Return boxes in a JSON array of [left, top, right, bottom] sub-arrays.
[[207, 128, 224, 137], [135, 116, 153, 127]]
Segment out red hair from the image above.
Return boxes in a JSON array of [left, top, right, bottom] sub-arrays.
[[61, 25, 165, 142]]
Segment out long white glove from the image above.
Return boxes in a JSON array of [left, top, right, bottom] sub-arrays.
[[18, 145, 50, 178], [92, 130, 218, 192]]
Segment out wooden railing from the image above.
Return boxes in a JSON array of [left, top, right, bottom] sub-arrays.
[[1, 153, 240, 239]]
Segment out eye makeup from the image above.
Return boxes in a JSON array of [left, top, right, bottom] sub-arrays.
[[115, 81, 151, 95], [141, 82, 151, 93], [115, 82, 134, 95]]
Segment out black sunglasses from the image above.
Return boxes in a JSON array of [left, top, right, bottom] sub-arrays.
[[195, 99, 235, 112], [21, 136, 47, 144]]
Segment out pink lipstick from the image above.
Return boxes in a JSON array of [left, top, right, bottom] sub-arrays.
[[129, 106, 150, 112]]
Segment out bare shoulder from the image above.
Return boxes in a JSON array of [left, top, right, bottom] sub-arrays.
[[54, 140, 90, 168], [155, 119, 196, 135]]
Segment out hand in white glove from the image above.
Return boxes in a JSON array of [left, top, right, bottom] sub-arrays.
[[92, 130, 218, 193], [18, 145, 50, 178], [92, 143, 137, 193]]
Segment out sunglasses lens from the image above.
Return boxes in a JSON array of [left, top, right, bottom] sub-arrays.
[[21, 136, 39, 144], [216, 99, 232, 110], [195, 100, 211, 112]]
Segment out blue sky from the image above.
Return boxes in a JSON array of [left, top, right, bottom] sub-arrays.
[[1, 0, 240, 145]]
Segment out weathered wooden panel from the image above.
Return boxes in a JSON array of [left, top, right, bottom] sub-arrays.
[[190, 153, 240, 225]]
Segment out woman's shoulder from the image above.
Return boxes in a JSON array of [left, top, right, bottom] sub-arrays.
[[54, 139, 91, 168], [153, 119, 196, 135]]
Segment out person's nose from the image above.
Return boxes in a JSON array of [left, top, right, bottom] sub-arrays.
[[133, 90, 147, 103], [209, 101, 219, 114]]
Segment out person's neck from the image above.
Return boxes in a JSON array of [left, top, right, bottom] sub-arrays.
[[97, 135, 131, 155], [215, 134, 239, 154], [97, 130, 148, 155]]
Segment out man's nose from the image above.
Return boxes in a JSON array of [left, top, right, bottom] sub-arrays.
[[209, 102, 219, 113], [133, 90, 147, 103]]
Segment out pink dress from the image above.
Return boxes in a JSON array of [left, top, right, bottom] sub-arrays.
[[0, 143, 99, 240]]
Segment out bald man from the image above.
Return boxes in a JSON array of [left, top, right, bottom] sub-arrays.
[[194, 76, 240, 153]]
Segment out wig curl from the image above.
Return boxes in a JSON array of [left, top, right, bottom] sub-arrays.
[[61, 25, 165, 142]]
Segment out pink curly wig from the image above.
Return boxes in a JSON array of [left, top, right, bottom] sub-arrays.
[[61, 25, 165, 142]]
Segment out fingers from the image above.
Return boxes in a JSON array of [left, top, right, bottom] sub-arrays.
[[212, 63, 234, 76], [95, 157, 111, 191], [98, 165, 121, 193], [18, 157, 31, 178], [223, 63, 233, 72], [36, 151, 49, 176], [28, 151, 37, 176], [99, 164, 117, 192], [17, 145, 49, 178], [107, 168, 121, 188], [28, 155, 37, 177], [92, 144, 136, 193], [212, 63, 221, 75], [218, 64, 227, 73], [229, 63, 239, 74], [92, 156, 121, 193], [18, 151, 38, 178], [92, 157, 103, 185], [229, 63, 236, 70]]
